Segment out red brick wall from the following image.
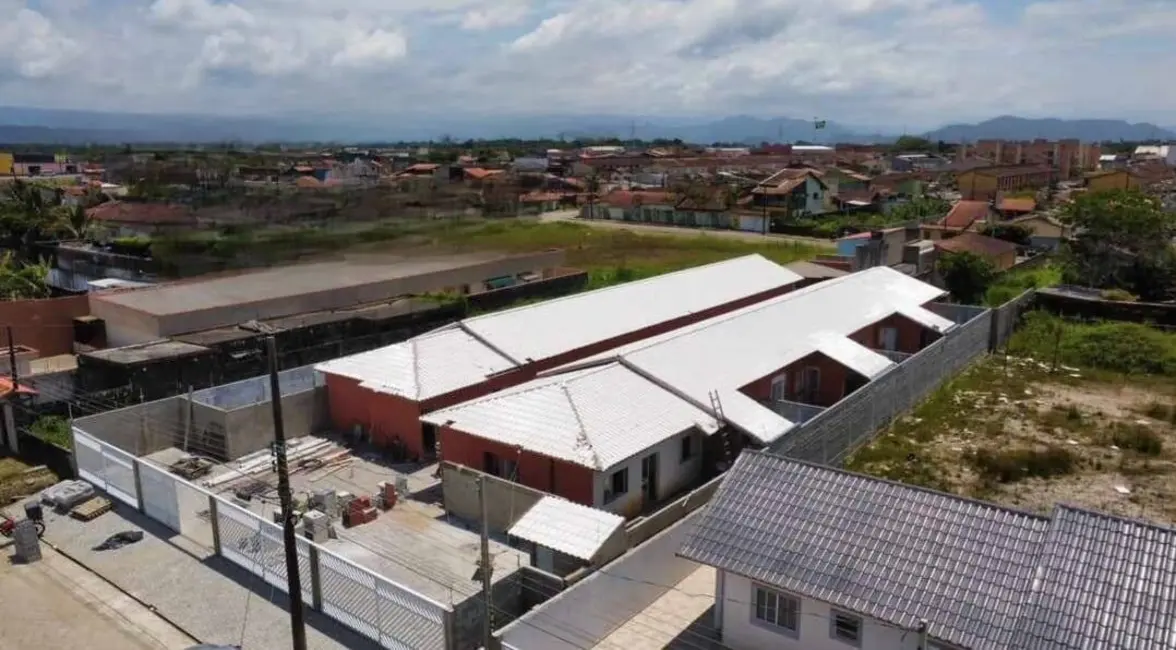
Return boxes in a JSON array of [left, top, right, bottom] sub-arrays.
[[741, 352, 853, 408], [439, 426, 596, 505], [849, 314, 934, 354], [0, 294, 90, 357]]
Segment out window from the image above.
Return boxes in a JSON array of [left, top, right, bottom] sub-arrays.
[[502, 458, 519, 479], [830, 610, 862, 646], [482, 452, 501, 477], [606, 468, 628, 503], [680, 435, 694, 463], [770, 375, 788, 402], [752, 585, 799, 634]]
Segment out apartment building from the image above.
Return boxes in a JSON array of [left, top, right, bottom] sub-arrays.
[[968, 139, 1100, 178], [956, 165, 1054, 201]]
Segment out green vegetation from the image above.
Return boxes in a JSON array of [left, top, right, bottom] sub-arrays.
[[938, 251, 996, 304], [30, 415, 72, 448], [427, 220, 830, 278], [778, 198, 950, 239], [968, 446, 1078, 484], [981, 223, 1033, 246], [984, 263, 1063, 306], [1009, 311, 1176, 376], [1107, 423, 1164, 456], [1060, 188, 1176, 301], [0, 251, 51, 300], [109, 236, 152, 257]]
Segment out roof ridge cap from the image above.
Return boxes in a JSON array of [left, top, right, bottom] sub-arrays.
[[561, 383, 602, 470]]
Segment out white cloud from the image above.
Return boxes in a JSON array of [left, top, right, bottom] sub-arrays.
[[0, 0, 1173, 130]]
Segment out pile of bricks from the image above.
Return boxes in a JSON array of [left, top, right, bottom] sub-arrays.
[[344, 495, 379, 527], [378, 481, 398, 510]]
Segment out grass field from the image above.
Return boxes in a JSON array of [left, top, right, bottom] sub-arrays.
[[846, 355, 1176, 525]]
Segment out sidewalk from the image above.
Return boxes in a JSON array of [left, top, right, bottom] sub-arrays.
[[0, 543, 199, 650]]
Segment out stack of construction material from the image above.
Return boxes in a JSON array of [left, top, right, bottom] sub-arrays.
[[377, 481, 398, 510], [41, 480, 96, 512], [302, 510, 330, 542], [343, 495, 378, 528], [310, 489, 338, 518], [202, 437, 351, 491]]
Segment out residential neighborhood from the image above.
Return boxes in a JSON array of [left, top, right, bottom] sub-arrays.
[[3, 122, 1176, 650]]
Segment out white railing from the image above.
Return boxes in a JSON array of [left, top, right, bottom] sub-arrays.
[[71, 427, 454, 650]]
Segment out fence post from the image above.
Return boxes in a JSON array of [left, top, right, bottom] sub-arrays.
[[132, 460, 146, 513], [307, 544, 323, 610], [444, 607, 458, 650], [209, 495, 222, 556]]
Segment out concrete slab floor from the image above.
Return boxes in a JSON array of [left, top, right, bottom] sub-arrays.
[[0, 544, 195, 650], [39, 501, 381, 650], [593, 565, 721, 650]]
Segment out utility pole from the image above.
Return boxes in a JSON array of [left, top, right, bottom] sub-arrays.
[[6, 326, 18, 389], [266, 335, 308, 650], [916, 619, 929, 649], [477, 474, 494, 650]]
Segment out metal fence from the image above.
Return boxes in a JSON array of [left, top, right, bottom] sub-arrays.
[[71, 427, 454, 650], [770, 307, 994, 464]]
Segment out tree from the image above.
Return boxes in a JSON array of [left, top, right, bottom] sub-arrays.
[[982, 224, 1033, 246], [0, 251, 51, 300], [891, 136, 934, 153], [1059, 188, 1176, 299], [938, 251, 996, 304]]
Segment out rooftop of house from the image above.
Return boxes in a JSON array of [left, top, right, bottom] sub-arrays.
[[783, 260, 849, 281], [85, 201, 194, 225], [942, 200, 992, 229], [507, 496, 627, 561], [424, 363, 719, 471], [966, 164, 1055, 177], [543, 267, 953, 445], [598, 189, 675, 208], [317, 255, 803, 402], [680, 449, 1176, 650], [998, 197, 1037, 213], [935, 232, 1019, 258]]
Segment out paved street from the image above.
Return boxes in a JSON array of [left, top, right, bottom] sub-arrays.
[[0, 544, 198, 650], [537, 209, 833, 246]]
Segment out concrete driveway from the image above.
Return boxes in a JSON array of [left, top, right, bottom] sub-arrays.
[[537, 210, 832, 246], [0, 544, 198, 650]]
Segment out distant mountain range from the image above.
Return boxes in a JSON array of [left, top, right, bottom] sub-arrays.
[[0, 106, 1172, 146]]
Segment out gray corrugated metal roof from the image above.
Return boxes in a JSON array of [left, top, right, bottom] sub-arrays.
[[679, 451, 1176, 650], [1009, 505, 1176, 650]]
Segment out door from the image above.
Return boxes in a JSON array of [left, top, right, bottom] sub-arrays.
[[535, 546, 555, 573], [798, 367, 821, 404], [421, 423, 438, 457], [880, 327, 899, 351], [641, 453, 659, 504], [770, 376, 788, 402]]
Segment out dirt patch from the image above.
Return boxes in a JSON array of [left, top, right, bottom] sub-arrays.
[[846, 357, 1176, 525], [0, 457, 58, 507]]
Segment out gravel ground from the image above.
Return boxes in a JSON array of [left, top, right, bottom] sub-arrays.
[[40, 500, 380, 650]]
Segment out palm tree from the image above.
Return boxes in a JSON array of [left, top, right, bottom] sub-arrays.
[[0, 251, 51, 300]]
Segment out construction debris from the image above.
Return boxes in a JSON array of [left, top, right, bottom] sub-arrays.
[[70, 496, 113, 522], [203, 437, 351, 490], [93, 530, 144, 551], [169, 457, 213, 480], [41, 480, 96, 512]]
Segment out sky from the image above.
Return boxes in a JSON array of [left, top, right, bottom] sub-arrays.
[[2, 0, 1175, 131]]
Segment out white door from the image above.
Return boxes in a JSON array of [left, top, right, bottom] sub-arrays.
[[536, 546, 555, 573], [880, 327, 899, 351], [770, 376, 788, 402]]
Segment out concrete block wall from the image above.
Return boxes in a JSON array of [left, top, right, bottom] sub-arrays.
[[771, 307, 993, 464], [72, 397, 185, 455], [223, 387, 328, 459], [452, 568, 524, 650], [441, 462, 546, 535]]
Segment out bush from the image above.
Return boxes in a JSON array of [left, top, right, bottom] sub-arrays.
[[1099, 288, 1137, 302], [1109, 424, 1164, 456], [1010, 312, 1176, 376], [969, 446, 1078, 483], [109, 236, 152, 257], [30, 415, 72, 448]]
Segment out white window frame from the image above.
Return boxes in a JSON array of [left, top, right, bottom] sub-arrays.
[[750, 584, 800, 637], [770, 375, 788, 402], [830, 609, 863, 647]]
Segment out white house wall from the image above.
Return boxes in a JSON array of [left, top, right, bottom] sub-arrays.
[[720, 572, 918, 650], [594, 429, 703, 517], [804, 177, 827, 216]]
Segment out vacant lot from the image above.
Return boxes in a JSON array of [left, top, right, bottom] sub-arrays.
[[0, 456, 58, 506], [846, 357, 1176, 524]]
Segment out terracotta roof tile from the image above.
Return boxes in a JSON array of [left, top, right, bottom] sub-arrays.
[[998, 197, 1036, 213], [935, 232, 1018, 258], [942, 201, 991, 229], [599, 189, 674, 208], [85, 201, 194, 225]]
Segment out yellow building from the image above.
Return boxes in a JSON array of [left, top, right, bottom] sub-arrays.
[[0, 152, 12, 176], [956, 165, 1054, 201], [1084, 169, 1141, 193]]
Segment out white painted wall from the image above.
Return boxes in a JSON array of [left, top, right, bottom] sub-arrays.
[[496, 511, 702, 650], [804, 176, 827, 215], [593, 428, 703, 518], [719, 572, 919, 650]]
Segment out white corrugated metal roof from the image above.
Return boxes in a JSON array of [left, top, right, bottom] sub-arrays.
[[550, 267, 952, 444], [314, 328, 514, 400], [318, 255, 801, 401], [508, 496, 625, 561], [422, 364, 719, 470], [459, 255, 801, 363]]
